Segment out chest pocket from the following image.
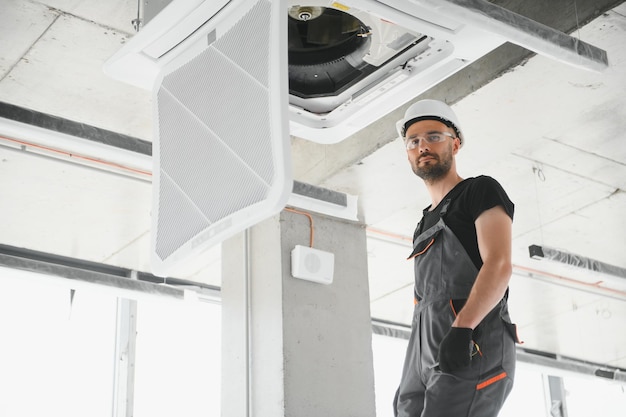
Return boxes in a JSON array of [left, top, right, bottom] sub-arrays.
[[407, 229, 442, 260]]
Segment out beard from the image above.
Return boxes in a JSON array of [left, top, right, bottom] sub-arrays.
[[411, 146, 453, 182]]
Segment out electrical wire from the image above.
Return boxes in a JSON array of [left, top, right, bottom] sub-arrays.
[[0, 134, 152, 177], [532, 164, 546, 245], [573, 0, 581, 40], [514, 264, 626, 300], [284, 207, 314, 247], [366, 226, 413, 243]]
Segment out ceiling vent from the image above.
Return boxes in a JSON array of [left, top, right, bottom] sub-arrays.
[[106, 0, 607, 144]]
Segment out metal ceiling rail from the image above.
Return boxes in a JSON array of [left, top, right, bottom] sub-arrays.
[[437, 0, 609, 71], [516, 348, 626, 384], [0, 101, 152, 155], [530, 244, 626, 280], [0, 243, 220, 303]]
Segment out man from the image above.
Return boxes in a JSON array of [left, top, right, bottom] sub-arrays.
[[393, 99, 519, 417]]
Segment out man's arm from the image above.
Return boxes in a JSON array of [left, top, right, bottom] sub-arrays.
[[452, 205, 513, 329]]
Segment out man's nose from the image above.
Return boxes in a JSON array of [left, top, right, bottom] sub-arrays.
[[418, 139, 430, 153]]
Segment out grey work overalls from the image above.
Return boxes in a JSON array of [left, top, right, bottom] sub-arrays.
[[394, 197, 517, 417]]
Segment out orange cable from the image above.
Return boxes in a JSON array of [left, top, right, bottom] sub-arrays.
[[366, 226, 413, 243], [284, 207, 314, 247], [514, 264, 626, 298], [1, 135, 152, 177]]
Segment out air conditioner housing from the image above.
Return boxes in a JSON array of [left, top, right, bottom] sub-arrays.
[[106, 0, 608, 144]]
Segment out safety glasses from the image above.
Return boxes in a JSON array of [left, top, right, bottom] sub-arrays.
[[405, 131, 455, 150]]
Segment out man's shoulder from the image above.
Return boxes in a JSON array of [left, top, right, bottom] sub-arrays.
[[464, 175, 501, 188], [458, 176, 514, 219], [452, 175, 502, 196]]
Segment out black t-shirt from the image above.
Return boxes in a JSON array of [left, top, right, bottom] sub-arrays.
[[415, 176, 514, 270]]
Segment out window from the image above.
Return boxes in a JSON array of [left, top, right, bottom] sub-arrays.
[[134, 298, 221, 416], [0, 267, 221, 417], [0, 269, 116, 417]]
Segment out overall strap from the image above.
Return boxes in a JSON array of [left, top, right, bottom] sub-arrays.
[[440, 181, 467, 218], [440, 198, 453, 216], [439, 187, 463, 218], [413, 180, 469, 241], [412, 219, 424, 242]]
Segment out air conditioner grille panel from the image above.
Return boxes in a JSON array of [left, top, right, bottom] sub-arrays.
[[150, 0, 290, 275], [157, 85, 271, 221], [213, 0, 270, 87], [160, 47, 275, 184], [155, 174, 211, 260]]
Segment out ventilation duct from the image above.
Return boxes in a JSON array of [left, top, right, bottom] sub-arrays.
[[529, 245, 626, 280], [106, 0, 608, 144]]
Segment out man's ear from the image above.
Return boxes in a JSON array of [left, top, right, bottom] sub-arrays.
[[452, 137, 461, 154]]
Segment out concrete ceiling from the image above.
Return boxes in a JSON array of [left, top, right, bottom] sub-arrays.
[[1, 0, 626, 371]]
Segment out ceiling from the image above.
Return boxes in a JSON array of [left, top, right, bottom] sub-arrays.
[[1, 0, 626, 371]]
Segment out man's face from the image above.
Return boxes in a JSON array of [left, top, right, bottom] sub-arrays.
[[404, 120, 459, 182]]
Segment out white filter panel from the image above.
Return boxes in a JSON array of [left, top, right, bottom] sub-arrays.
[[151, 0, 291, 276]]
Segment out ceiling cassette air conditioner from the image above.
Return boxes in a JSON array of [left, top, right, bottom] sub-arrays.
[[284, 0, 608, 142], [105, 0, 291, 276], [106, 0, 607, 144]]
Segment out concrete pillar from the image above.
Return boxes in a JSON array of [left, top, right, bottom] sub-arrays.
[[221, 209, 375, 417]]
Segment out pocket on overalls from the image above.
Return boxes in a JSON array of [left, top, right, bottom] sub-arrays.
[[503, 319, 522, 344], [407, 229, 442, 260], [449, 299, 466, 317], [472, 366, 514, 410], [448, 298, 483, 357], [447, 298, 467, 329]]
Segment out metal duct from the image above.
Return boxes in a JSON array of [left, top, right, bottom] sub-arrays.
[[529, 244, 626, 280]]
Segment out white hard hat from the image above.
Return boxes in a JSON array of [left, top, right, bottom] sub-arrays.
[[396, 99, 464, 147]]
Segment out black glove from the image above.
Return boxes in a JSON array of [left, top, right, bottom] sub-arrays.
[[438, 327, 474, 372]]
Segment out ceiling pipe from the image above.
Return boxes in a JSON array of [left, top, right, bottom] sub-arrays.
[[529, 244, 626, 280], [514, 263, 626, 301], [0, 243, 221, 304], [516, 348, 626, 384]]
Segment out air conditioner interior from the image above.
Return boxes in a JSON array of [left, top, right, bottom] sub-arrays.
[[287, 5, 427, 114]]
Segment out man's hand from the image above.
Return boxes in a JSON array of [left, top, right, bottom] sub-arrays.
[[438, 327, 473, 372]]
